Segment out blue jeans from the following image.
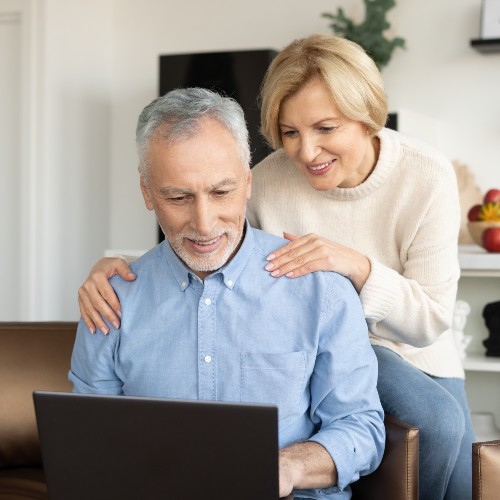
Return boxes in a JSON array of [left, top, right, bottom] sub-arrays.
[[373, 345, 475, 500]]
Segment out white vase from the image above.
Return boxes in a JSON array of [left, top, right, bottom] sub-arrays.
[[471, 412, 500, 442], [452, 300, 472, 359]]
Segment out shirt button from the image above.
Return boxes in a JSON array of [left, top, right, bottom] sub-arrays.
[[181, 281, 187, 289], [204, 355, 212, 363], [227, 280, 233, 287], [204, 298, 212, 305]]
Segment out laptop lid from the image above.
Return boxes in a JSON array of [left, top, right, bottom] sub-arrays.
[[33, 391, 279, 500]]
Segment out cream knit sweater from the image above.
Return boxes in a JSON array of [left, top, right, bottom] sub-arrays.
[[247, 127, 464, 379]]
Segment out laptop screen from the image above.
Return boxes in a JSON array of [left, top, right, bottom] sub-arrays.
[[34, 391, 279, 500]]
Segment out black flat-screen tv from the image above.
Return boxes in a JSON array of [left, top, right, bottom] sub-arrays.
[[159, 49, 277, 167], [158, 49, 277, 243]]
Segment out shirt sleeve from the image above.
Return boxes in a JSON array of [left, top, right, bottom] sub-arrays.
[[305, 273, 385, 491], [359, 163, 460, 347], [68, 319, 123, 394]]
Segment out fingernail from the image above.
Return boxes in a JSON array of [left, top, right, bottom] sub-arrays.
[[90, 328, 95, 335], [265, 263, 275, 271], [127, 272, 136, 278], [117, 310, 122, 318], [266, 253, 275, 261], [100, 326, 109, 335], [112, 321, 120, 330], [271, 270, 280, 277], [286, 272, 294, 277]]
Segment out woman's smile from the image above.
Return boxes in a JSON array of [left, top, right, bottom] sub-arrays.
[[306, 159, 335, 175]]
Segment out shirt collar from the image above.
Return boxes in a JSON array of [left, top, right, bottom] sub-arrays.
[[160, 220, 255, 291]]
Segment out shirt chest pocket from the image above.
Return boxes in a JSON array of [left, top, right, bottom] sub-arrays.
[[240, 351, 307, 422]]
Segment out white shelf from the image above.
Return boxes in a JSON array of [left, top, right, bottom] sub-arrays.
[[458, 245, 500, 423], [463, 354, 500, 373], [104, 249, 148, 258], [459, 244, 500, 277]]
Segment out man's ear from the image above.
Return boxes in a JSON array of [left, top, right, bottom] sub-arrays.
[[140, 177, 154, 211], [246, 170, 252, 200]]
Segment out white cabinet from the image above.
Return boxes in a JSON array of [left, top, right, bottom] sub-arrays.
[[457, 245, 500, 428]]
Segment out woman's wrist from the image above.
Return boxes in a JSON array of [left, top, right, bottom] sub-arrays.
[[349, 253, 371, 293]]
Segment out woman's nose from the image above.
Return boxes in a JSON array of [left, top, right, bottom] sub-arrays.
[[298, 136, 321, 164]]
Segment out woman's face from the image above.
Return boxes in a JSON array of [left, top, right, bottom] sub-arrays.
[[279, 77, 379, 190]]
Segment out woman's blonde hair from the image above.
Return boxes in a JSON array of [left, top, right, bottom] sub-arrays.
[[260, 34, 388, 149]]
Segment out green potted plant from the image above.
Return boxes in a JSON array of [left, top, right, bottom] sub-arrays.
[[322, 0, 406, 70]]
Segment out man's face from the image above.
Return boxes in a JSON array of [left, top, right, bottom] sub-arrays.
[[140, 118, 252, 280]]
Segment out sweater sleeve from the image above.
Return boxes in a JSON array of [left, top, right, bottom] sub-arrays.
[[359, 162, 461, 347]]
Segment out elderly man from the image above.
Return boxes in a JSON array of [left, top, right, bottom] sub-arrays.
[[70, 88, 384, 499]]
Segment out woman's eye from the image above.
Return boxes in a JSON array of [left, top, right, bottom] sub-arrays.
[[318, 126, 335, 133], [282, 130, 297, 138]]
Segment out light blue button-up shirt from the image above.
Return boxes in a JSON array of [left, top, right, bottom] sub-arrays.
[[70, 223, 384, 499]]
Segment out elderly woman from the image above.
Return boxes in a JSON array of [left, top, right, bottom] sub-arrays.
[[78, 34, 474, 500]]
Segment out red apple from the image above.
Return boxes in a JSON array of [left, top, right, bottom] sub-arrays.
[[467, 204, 483, 221], [482, 227, 500, 252], [484, 189, 500, 204]]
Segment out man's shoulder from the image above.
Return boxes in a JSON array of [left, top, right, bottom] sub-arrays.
[[110, 243, 165, 291], [250, 226, 288, 255], [129, 243, 164, 270], [249, 226, 357, 298]]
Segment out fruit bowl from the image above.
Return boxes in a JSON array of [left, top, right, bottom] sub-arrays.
[[467, 221, 500, 248]]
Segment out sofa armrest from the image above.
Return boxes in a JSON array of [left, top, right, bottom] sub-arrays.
[[473, 440, 500, 500], [351, 413, 419, 500], [0, 322, 77, 468]]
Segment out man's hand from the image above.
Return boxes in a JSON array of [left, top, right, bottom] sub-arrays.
[[78, 257, 135, 334], [279, 453, 299, 497], [279, 441, 337, 497]]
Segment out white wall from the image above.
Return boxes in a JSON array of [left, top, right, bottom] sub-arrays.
[[14, 0, 500, 319], [382, 0, 500, 192], [41, 0, 113, 317], [0, 5, 22, 319], [27, 0, 113, 320], [108, 0, 500, 253], [108, 0, 339, 251]]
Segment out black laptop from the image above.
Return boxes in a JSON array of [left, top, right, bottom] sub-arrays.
[[33, 391, 279, 500]]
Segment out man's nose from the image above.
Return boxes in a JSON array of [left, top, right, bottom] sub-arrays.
[[191, 199, 215, 235]]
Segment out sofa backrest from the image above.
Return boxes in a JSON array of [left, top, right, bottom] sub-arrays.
[[0, 322, 77, 468]]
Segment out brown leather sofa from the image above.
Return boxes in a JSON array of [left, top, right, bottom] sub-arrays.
[[0, 321, 418, 499], [0, 322, 76, 500], [472, 440, 500, 500], [352, 413, 419, 499], [0, 321, 492, 500]]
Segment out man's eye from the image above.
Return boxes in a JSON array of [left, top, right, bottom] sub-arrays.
[[213, 191, 229, 197], [169, 196, 187, 203]]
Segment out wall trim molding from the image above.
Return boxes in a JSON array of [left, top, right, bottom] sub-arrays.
[[0, 11, 21, 23], [1, 0, 44, 319]]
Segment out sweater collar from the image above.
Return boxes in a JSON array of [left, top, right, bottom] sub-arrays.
[[319, 128, 401, 201]]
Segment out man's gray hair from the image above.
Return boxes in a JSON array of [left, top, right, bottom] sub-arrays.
[[136, 88, 251, 184]]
